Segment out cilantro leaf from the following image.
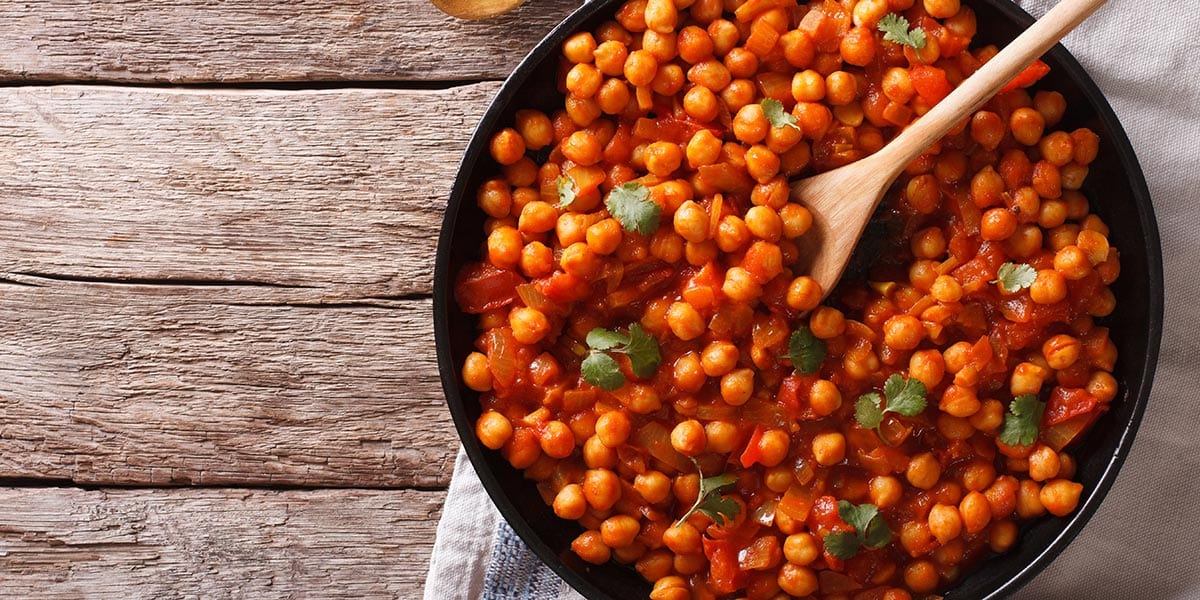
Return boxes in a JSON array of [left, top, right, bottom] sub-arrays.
[[827, 501, 893, 559], [622, 323, 662, 379], [878, 13, 927, 50], [999, 394, 1045, 446], [854, 375, 927, 436], [586, 328, 629, 351], [581, 352, 624, 391], [676, 466, 740, 526], [555, 175, 578, 210], [994, 262, 1038, 293], [855, 393, 885, 430], [761, 98, 800, 131], [788, 326, 827, 374], [882, 373, 927, 416], [823, 531, 860, 560], [605, 182, 660, 236]]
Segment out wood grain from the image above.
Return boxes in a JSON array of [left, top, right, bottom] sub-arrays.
[[0, 84, 500, 298], [0, 486, 445, 598], [0, 278, 457, 488], [0, 0, 579, 83]]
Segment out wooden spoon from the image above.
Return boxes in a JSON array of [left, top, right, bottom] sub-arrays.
[[794, 0, 1106, 297], [430, 0, 527, 20]]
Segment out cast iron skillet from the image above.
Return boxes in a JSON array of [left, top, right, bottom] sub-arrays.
[[433, 1, 1164, 597]]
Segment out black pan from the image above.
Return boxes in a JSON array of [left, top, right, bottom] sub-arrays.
[[433, 1, 1164, 597]]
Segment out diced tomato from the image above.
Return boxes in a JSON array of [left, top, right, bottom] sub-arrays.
[[910, 65, 953, 105], [697, 163, 755, 195], [535, 271, 591, 303], [738, 535, 781, 570], [633, 115, 718, 145], [777, 483, 815, 522], [1044, 387, 1099, 426], [740, 425, 766, 468], [807, 495, 844, 533], [1000, 59, 1051, 94], [703, 538, 748, 594], [482, 327, 519, 390], [454, 262, 525, 314], [682, 262, 724, 310]]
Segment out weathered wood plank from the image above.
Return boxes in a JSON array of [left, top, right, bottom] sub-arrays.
[[0, 0, 578, 83], [0, 84, 499, 298], [0, 278, 457, 487], [0, 486, 445, 598]]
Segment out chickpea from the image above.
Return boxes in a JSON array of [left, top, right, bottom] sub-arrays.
[[572, 530, 611, 565], [560, 241, 602, 279], [792, 69, 826, 102], [1010, 362, 1050, 396], [883, 314, 924, 350], [928, 504, 963, 544], [809, 306, 846, 339], [670, 419, 707, 457], [540, 420, 576, 459], [462, 352, 493, 392], [644, 141, 683, 176], [777, 564, 818, 597], [1030, 269, 1068, 304], [990, 520, 1019, 553], [940, 385, 981, 418], [720, 368, 756, 406], [1054, 245, 1092, 280], [722, 266, 763, 302], [778, 532, 819, 566], [903, 560, 940, 594], [907, 452, 942, 490], [486, 226, 523, 268], [562, 32, 598, 64], [553, 483, 588, 520], [733, 103, 770, 144], [617, 471, 664, 509], [701, 341, 739, 377], [649, 576, 689, 600], [518, 201, 558, 234], [825, 71, 858, 105], [1016, 479, 1046, 519], [868, 475, 903, 509], [624, 49, 659, 88], [637, 550, 674, 583], [745, 144, 781, 183], [980, 208, 1018, 241], [489, 127, 526, 166], [600, 514, 641, 549], [1039, 479, 1084, 517], [1028, 444, 1062, 482], [595, 410, 632, 448], [475, 411, 513, 450], [673, 200, 709, 243], [1010, 107, 1045, 146], [509, 307, 550, 344], [666, 301, 706, 341], [584, 468, 622, 511], [673, 352, 706, 393], [704, 420, 739, 454], [812, 431, 847, 466], [809, 379, 842, 417], [688, 58, 732, 91]]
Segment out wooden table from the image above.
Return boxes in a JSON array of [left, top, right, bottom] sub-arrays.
[[0, 2, 584, 596]]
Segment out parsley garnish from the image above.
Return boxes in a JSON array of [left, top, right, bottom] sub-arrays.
[[855, 374, 928, 435], [761, 98, 800, 131], [580, 324, 662, 390], [788, 326, 826, 374], [878, 13, 927, 51], [605, 182, 660, 236], [994, 262, 1037, 293], [999, 394, 1045, 446], [555, 175, 578, 210], [676, 460, 741, 526], [824, 501, 893, 560]]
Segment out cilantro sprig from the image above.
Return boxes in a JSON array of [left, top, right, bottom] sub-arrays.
[[999, 394, 1045, 446], [761, 98, 800, 131], [605, 182, 661, 236], [580, 324, 662, 391], [555, 175, 578, 210], [878, 13, 927, 51], [823, 501, 893, 560], [855, 374, 928, 436], [788, 326, 826, 375], [994, 262, 1037, 293], [676, 459, 741, 526]]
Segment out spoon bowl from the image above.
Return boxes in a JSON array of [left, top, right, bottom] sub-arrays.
[[430, 0, 527, 20]]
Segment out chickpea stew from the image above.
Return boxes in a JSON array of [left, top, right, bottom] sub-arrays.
[[451, 0, 1126, 598]]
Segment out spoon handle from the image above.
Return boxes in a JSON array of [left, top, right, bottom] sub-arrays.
[[874, 0, 1108, 175]]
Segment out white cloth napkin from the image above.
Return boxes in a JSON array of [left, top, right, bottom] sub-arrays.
[[425, 1, 1200, 597]]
